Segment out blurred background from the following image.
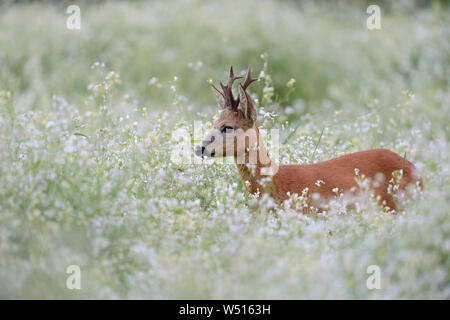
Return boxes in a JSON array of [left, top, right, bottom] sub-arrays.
[[0, 0, 449, 299], [1, 0, 449, 124]]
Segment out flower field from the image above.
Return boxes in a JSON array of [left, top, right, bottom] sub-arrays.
[[0, 0, 448, 298]]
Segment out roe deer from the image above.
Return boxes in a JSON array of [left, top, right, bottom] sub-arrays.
[[194, 66, 423, 211]]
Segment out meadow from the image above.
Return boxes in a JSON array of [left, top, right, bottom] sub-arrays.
[[0, 0, 449, 298]]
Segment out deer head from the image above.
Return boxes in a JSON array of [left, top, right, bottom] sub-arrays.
[[195, 66, 259, 159]]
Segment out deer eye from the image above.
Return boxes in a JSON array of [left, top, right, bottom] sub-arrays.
[[221, 126, 234, 133]]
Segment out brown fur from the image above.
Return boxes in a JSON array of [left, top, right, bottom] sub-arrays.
[[236, 125, 423, 211], [216, 109, 254, 131]]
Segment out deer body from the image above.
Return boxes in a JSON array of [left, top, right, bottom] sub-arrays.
[[235, 127, 421, 210], [196, 67, 422, 211]]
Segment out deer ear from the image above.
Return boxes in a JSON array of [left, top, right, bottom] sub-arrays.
[[238, 84, 257, 122], [211, 85, 225, 108]]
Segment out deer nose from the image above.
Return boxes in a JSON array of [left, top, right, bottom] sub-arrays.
[[195, 145, 205, 158]]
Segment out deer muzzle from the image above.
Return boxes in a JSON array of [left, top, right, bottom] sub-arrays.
[[195, 135, 216, 158]]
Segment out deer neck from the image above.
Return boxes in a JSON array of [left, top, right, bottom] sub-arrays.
[[234, 126, 278, 196]]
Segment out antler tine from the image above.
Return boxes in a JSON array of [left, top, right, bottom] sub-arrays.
[[227, 66, 243, 88], [218, 66, 242, 110], [219, 81, 231, 105], [242, 66, 258, 90]]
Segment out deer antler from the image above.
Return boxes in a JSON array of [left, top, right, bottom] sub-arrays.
[[235, 66, 258, 109], [212, 66, 258, 111], [214, 66, 242, 110], [241, 66, 258, 90]]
